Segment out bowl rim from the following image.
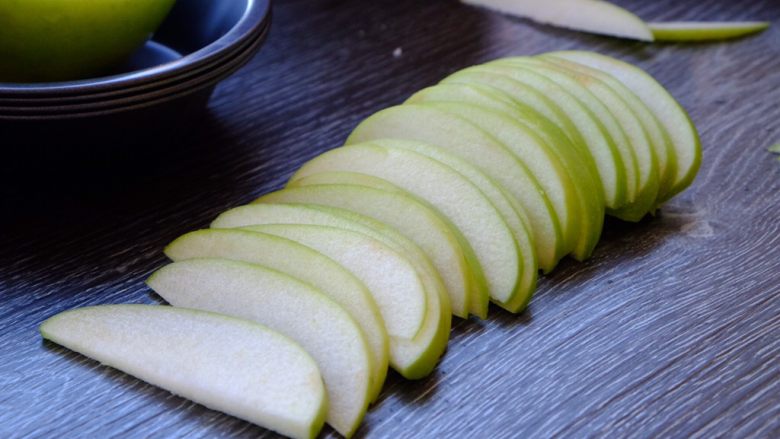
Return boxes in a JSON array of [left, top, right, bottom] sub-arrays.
[[0, 0, 271, 96]]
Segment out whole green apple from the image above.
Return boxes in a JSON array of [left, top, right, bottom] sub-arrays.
[[0, 0, 177, 83]]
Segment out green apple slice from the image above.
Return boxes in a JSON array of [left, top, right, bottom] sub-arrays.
[[546, 50, 701, 202], [482, 60, 641, 208], [256, 185, 475, 320], [241, 224, 448, 379], [290, 144, 523, 309], [210, 203, 452, 379], [164, 229, 388, 402], [443, 68, 628, 209], [147, 259, 372, 438], [347, 104, 566, 273], [460, 0, 653, 41], [338, 139, 539, 312], [407, 86, 605, 260], [649, 21, 770, 42], [41, 305, 327, 439], [502, 57, 660, 220], [540, 53, 677, 203]]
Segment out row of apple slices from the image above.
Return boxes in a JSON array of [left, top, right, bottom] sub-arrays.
[[40, 51, 701, 439]]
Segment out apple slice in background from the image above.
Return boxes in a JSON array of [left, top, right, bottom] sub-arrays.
[[649, 21, 770, 42], [40, 305, 326, 439], [499, 57, 660, 221], [256, 185, 474, 319], [460, 0, 653, 41], [147, 259, 372, 438], [442, 68, 628, 211], [540, 54, 677, 203], [164, 229, 388, 402], [240, 223, 450, 379], [406, 83, 604, 259], [546, 51, 702, 202], [347, 104, 566, 273], [290, 144, 524, 312]]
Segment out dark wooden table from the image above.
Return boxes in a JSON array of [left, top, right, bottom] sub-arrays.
[[2, 0, 779, 437]]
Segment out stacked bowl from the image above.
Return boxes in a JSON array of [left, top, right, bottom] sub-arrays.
[[0, 0, 271, 152]]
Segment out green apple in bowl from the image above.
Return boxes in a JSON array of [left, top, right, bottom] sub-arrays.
[[0, 0, 177, 82]]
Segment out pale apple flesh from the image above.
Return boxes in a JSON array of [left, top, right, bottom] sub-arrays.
[[256, 185, 473, 320], [147, 259, 372, 438], [40, 305, 327, 439], [460, 0, 653, 41], [164, 229, 389, 402], [290, 143, 523, 309]]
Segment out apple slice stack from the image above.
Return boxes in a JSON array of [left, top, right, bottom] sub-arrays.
[[41, 51, 700, 439]]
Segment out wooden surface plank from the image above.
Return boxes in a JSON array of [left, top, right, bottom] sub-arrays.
[[1, 0, 779, 437]]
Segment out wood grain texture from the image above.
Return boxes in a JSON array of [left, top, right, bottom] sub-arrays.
[[1, 0, 779, 438]]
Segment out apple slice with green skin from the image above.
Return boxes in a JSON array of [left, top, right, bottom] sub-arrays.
[[497, 57, 661, 221], [292, 138, 540, 311], [41, 305, 326, 439], [460, 0, 653, 41], [148, 259, 372, 438], [477, 61, 641, 209], [540, 53, 677, 203], [443, 68, 628, 210], [347, 104, 566, 273], [649, 21, 770, 42], [546, 51, 701, 203], [210, 202, 452, 378], [164, 229, 388, 402], [256, 185, 476, 319], [240, 224, 450, 379], [406, 87, 605, 260], [290, 143, 524, 311], [0, 0, 177, 82]]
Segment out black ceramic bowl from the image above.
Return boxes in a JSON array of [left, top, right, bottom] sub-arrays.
[[0, 0, 271, 102], [0, 0, 271, 163]]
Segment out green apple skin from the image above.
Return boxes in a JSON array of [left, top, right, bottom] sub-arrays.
[[148, 258, 373, 438], [540, 54, 677, 204], [40, 305, 327, 439], [0, 0, 177, 82], [442, 67, 628, 211], [497, 57, 661, 221], [290, 144, 523, 310], [547, 51, 701, 203], [347, 104, 566, 274], [649, 21, 770, 42], [256, 185, 474, 320], [164, 228, 389, 403], [460, 0, 653, 41]]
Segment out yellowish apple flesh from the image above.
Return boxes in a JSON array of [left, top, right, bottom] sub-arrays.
[[649, 21, 770, 42]]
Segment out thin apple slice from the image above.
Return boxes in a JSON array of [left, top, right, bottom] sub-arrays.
[[164, 229, 388, 402], [443, 68, 628, 209], [347, 104, 566, 273], [546, 50, 701, 202], [211, 202, 452, 379], [290, 144, 523, 310], [255, 185, 476, 320], [240, 224, 449, 379], [540, 53, 677, 203], [40, 305, 326, 439], [649, 21, 770, 42], [147, 259, 372, 438], [499, 57, 660, 220], [460, 0, 653, 41], [407, 87, 605, 260]]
